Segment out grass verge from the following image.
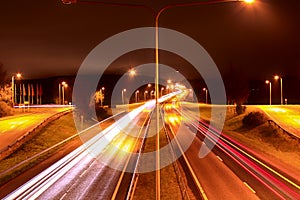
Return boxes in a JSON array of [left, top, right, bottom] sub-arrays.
[[223, 109, 300, 176]]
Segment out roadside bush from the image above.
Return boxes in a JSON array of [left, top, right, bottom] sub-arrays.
[[242, 111, 266, 127], [236, 104, 246, 115], [96, 106, 111, 121], [0, 101, 13, 117]]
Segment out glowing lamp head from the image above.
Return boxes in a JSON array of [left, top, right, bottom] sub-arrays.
[[203, 88, 207, 91], [265, 80, 270, 84], [16, 73, 22, 78], [62, 0, 77, 4], [274, 75, 280, 80], [244, 0, 255, 4], [129, 69, 136, 76]]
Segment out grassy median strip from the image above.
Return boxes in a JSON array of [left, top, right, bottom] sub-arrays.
[[0, 113, 77, 186]]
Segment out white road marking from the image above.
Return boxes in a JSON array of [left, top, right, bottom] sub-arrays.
[[79, 169, 88, 178], [216, 155, 223, 162], [59, 193, 67, 200], [243, 182, 256, 194]]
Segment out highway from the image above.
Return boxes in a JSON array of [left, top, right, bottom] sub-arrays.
[[256, 105, 300, 138], [178, 105, 300, 199], [3, 92, 300, 199], [0, 107, 72, 152]]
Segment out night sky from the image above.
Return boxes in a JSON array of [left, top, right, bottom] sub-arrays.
[[0, 1, 300, 87]]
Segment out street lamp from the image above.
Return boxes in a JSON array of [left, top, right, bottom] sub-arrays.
[[274, 75, 283, 105], [144, 90, 148, 100], [203, 88, 208, 104], [122, 89, 126, 104], [100, 87, 105, 107], [62, 82, 68, 105], [244, 0, 255, 3], [161, 87, 164, 97], [129, 68, 136, 77], [11, 73, 21, 107], [151, 90, 154, 99], [61, 1, 255, 199], [265, 80, 272, 105], [135, 90, 139, 103], [59, 81, 67, 105]]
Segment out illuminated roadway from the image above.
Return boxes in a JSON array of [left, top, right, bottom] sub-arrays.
[[0, 107, 72, 151], [256, 105, 300, 138], [164, 104, 259, 200], [3, 93, 300, 199], [172, 103, 300, 199]]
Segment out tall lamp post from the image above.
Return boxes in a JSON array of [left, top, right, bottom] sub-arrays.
[[122, 89, 126, 104], [135, 90, 139, 103], [11, 73, 21, 107], [265, 80, 272, 105], [274, 75, 283, 105], [100, 87, 105, 107], [61, 1, 255, 199], [160, 87, 164, 97], [144, 90, 148, 101], [62, 82, 68, 105], [59, 81, 68, 105], [203, 87, 208, 104]]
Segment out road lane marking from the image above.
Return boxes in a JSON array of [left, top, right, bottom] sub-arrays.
[[243, 182, 256, 194], [216, 155, 223, 162], [59, 193, 67, 200], [168, 123, 208, 200], [79, 169, 88, 178]]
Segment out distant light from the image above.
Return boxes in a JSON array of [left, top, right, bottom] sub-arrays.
[[123, 89, 126, 92], [244, 0, 255, 4], [167, 79, 172, 84], [265, 80, 270, 84], [274, 75, 280, 80], [16, 73, 22, 78], [203, 88, 207, 91], [148, 83, 151, 87], [129, 69, 136, 76], [61, 0, 77, 4]]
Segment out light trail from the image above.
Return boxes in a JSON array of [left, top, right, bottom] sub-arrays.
[[3, 103, 152, 199], [163, 104, 208, 200], [3, 92, 181, 199], [179, 108, 300, 199]]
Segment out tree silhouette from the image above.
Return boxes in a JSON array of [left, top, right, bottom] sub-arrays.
[[223, 65, 250, 105], [0, 63, 7, 84]]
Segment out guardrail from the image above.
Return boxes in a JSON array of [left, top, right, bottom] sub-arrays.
[[0, 109, 72, 160]]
